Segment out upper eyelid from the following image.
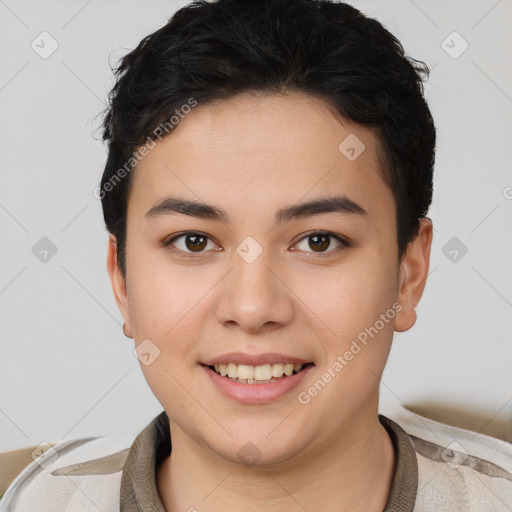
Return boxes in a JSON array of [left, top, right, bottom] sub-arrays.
[[164, 231, 218, 246], [292, 232, 348, 254]]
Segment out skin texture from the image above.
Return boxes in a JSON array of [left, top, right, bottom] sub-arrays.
[[107, 91, 433, 511]]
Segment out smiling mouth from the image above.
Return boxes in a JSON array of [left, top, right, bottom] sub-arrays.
[[204, 362, 314, 384]]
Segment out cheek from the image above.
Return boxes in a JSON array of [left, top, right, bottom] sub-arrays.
[[127, 262, 209, 406], [300, 258, 398, 409], [126, 240, 206, 334], [302, 254, 398, 336]]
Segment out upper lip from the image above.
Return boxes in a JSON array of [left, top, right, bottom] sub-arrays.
[[202, 352, 312, 366]]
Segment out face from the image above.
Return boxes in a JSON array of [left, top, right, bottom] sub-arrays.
[[108, 92, 431, 467]]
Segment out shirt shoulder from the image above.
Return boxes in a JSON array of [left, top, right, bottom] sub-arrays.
[[0, 433, 136, 512], [388, 407, 512, 512]]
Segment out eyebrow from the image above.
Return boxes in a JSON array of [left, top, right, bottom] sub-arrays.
[[144, 195, 367, 224]]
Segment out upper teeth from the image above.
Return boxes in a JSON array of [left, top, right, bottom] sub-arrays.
[[213, 363, 303, 380]]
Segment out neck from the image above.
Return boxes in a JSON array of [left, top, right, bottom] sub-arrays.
[[156, 407, 396, 512]]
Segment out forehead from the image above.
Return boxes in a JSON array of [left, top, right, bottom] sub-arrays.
[[128, 92, 394, 225]]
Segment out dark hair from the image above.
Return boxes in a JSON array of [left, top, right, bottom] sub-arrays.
[[100, 0, 436, 277]]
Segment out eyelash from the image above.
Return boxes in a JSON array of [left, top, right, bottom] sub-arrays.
[[162, 230, 350, 259]]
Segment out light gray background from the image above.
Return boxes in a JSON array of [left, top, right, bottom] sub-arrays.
[[0, 0, 511, 452]]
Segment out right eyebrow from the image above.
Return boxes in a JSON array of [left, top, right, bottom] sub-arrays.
[[145, 196, 229, 224]]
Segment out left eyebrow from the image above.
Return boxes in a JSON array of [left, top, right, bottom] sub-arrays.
[[144, 195, 367, 224], [275, 196, 367, 224]]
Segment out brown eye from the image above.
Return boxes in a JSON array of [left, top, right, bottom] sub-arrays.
[[294, 232, 347, 254], [184, 234, 207, 252], [308, 234, 330, 252], [164, 232, 217, 256]]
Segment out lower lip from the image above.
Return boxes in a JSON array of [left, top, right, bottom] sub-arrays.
[[201, 364, 314, 404]]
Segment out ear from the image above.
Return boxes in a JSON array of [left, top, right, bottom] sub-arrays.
[[106, 235, 133, 338], [394, 218, 433, 333]]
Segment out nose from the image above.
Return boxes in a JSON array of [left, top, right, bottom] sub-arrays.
[[214, 244, 294, 334]]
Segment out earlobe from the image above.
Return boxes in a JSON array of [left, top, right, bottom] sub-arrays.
[[106, 235, 133, 336], [394, 218, 433, 333]]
